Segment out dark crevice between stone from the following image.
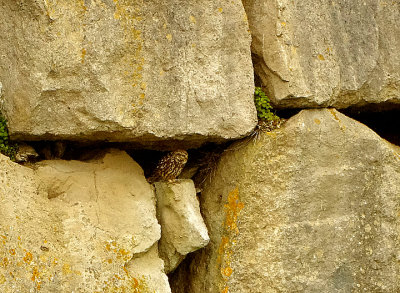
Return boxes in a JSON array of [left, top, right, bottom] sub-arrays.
[[340, 107, 400, 146], [270, 107, 400, 146], [17, 140, 230, 184], [168, 250, 197, 293]]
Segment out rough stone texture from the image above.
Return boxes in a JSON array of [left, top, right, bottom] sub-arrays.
[[171, 109, 400, 292], [0, 149, 171, 292], [155, 180, 209, 273], [0, 0, 256, 146], [244, 0, 400, 109]]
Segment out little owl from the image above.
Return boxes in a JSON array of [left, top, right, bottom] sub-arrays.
[[148, 149, 188, 183]]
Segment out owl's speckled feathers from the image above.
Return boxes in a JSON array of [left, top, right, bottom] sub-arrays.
[[148, 150, 188, 183]]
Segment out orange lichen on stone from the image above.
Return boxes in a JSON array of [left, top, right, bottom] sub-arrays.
[[223, 187, 244, 234], [222, 266, 233, 277], [217, 187, 244, 292], [31, 267, 38, 281], [217, 236, 229, 259], [79, 0, 87, 12], [81, 48, 86, 63], [100, 270, 151, 293], [2, 257, 9, 268], [329, 109, 346, 131], [329, 108, 340, 121], [23, 252, 33, 264]]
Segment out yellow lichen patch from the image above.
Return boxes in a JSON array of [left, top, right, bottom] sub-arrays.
[[2, 257, 9, 268], [217, 187, 244, 292], [139, 94, 145, 104], [0, 273, 5, 284], [100, 270, 152, 293], [23, 252, 33, 264], [81, 48, 86, 64], [314, 118, 321, 125], [224, 187, 244, 234], [31, 266, 40, 282], [117, 248, 130, 260], [217, 236, 229, 262], [318, 54, 325, 61], [62, 263, 72, 275], [189, 15, 196, 24], [329, 109, 339, 121], [329, 109, 346, 131], [218, 7, 223, 13], [79, 0, 87, 12], [166, 34, 172, 42], [222, 266, 233, 277], [130, 276, 151, 292], [104, 240, 133, 263]]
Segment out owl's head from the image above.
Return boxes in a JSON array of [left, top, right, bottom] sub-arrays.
[[172, 149, 188, 163]]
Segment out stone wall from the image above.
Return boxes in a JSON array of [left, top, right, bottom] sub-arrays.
[[171, 109, 400, 292], [244, 0, 400, 108], [0, 0, 256, 146], [0, 0, 399, 292]]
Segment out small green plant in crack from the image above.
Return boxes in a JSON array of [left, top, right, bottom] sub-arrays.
[[254, 87, 280, 121], [0, 114, 18, 161], [252, 87, 285, 136]]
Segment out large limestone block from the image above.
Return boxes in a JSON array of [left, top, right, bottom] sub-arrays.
[[155, 180, 209, 273], [172, 109, 400, 292], [0, 0, 256, 145], [244, 0, 400, 108], [0, 150, 171, 292]]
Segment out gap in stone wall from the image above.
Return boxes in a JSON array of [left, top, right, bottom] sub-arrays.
[[340, 107, 400, 146], [17, 140, 230, 184]]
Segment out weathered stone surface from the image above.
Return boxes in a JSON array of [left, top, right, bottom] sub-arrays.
[[171, 109, 400, 292], [0, 0, 256, 146], [0, 150, 171, 292], [244, 0, 400, 109], [155, 180, 209, 273]]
